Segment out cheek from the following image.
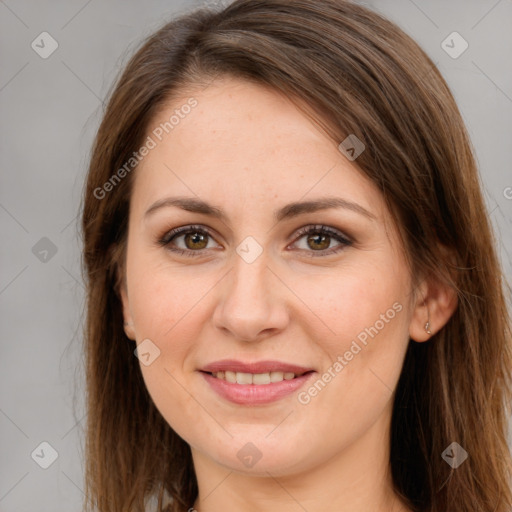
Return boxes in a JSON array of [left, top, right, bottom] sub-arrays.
[[129, 268, 207, 430], [130, 276, 205, 374], [296, 264, 410, 406], [300, 264, 406, 351], [325, 283, 408, 400], [127, 245, 208, 337]]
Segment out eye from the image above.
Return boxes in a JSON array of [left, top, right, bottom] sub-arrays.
[[157, 224, 352, 258], [157, 225, 220, 257], [289, 224, 352, 257]]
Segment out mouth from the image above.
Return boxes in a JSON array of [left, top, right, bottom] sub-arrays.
[[200, 369, 314, 385], [199, 359, 315, 384], [198, 360, 316, 405]]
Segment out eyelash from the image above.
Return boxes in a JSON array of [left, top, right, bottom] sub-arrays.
[[157, 224, 353, 258]]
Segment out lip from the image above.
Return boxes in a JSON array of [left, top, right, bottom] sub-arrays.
[[200, 372, 315, 405], [200, 359, 314, 375]]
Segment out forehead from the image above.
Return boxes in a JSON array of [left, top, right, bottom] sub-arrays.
[[146, 77, 332, 160], [131, 77, 386, 222]]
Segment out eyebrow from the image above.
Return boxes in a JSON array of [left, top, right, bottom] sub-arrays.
[[144, 196, 377, 223]]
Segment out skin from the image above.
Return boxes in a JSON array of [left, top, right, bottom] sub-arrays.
[[119, 76, 457, 512]]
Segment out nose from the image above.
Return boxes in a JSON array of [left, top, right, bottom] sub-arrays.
[[212, 249, 290, 342]]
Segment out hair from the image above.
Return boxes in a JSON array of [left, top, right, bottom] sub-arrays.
[[79, 0, 512, 510]]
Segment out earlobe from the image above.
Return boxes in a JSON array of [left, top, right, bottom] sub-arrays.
[[409, 275, 458, 342]]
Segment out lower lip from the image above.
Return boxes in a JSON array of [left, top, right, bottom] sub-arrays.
[[200, 371, 316, 405]]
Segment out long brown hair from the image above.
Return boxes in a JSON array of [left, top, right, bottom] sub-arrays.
[[80, 1, 512, 510]]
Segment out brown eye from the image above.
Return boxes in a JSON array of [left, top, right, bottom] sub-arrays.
[[291, 225, 352, 257], [158, 225, 219, 257], [183, 231, 209, 250], [158, 224, 352, 258], [306, 232, 331, 251]]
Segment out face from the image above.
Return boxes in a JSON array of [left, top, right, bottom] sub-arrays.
[[119, 76, 425, 478]]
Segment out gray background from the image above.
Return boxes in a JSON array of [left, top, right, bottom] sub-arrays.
[[1, 0, 511, 510]]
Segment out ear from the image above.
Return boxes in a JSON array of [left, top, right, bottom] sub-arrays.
[[119, 280, 136, 341], [409, 272, 458, 342], [110, 243, 136, 341]]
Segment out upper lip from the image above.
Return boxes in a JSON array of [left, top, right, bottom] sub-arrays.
[[200, 359, 315, 375]]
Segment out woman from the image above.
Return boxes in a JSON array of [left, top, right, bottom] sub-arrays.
[[80, 0, 512, 511]]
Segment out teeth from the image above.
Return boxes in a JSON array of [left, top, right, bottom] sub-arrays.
[[270, 371, 284, 383], [212, 371, 299, 384], [225, 371, 237, 383], [236, 372, 253, 385], [253, 372, 271, 385]]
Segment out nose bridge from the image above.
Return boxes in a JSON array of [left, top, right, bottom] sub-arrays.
[[212, 245, 288, 341], [233, 248, 270, 302]]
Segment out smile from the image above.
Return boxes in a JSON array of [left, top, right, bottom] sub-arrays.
[[207, 370, 310, 385], [200, 370, 316, 405]]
